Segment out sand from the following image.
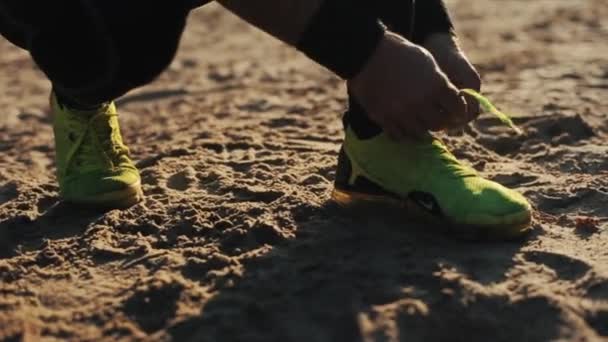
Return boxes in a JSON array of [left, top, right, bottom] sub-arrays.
[[1, 1, 607, 341]]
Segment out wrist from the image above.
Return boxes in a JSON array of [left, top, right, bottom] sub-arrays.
[[423, 32, 460, 53]]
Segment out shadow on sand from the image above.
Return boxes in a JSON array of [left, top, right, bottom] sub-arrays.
[[0, 201, 106, 260], [165, 204, 560, 342]]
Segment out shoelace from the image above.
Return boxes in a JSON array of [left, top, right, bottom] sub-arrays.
[[431, 90, 522, 178], [426, 138, 477, 178], [460, 89, 522, 134], [64, 112, 130, 176]]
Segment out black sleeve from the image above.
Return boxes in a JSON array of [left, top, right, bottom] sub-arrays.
[[412, 0, 455, 44], [295, 0, 455, 79], [296, 0, 386, 80], [371, 0, 454, 44]]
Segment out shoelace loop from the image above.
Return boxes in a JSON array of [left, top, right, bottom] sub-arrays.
[[64, 112, 130, 176]]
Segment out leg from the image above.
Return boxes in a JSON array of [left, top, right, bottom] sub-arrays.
[[345, 0, 456, 139], [344, 0, 417, 139], [0, 1, 194, 208], [0, 0, 192, 106], [334, 1, 532, 239]]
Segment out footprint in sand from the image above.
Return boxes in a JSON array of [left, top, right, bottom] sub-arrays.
[[585, 309, 608, 337], [474, 114, 595, 156], [532, 188, 607, 216], [523, 251, 591, 281], [166, 168, 197, 192], [586, 281, 608, 301], [526, 114, 595, 144], [231, 186, 284, 203], [0, 181, 18, 206], [122, 274, 185, 333]]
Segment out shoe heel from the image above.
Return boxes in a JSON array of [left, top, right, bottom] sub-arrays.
[[333, 148, 411, 213]]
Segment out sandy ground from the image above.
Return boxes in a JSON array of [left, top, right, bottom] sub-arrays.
[[1, 1, 608, 341]]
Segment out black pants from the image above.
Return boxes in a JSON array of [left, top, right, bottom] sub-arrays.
[[0, 1, 443, 106]]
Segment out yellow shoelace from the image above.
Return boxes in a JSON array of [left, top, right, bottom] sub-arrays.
[[460, 89, 523, 135], [64, 112, 129, 175]]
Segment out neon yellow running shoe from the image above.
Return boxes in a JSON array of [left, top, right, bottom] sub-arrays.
[[51, 93, 143, 209], [332, 127, 533, 240]]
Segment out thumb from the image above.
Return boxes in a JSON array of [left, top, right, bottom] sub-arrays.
[[437, 80, 467, 123]]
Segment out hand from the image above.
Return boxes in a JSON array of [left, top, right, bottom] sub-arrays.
[[347, 32, 467, 140], [424, 33, 482, 126]]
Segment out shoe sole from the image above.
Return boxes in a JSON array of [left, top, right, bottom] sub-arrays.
[[63, 181, 144, 210], [331, 187, 533, 241]]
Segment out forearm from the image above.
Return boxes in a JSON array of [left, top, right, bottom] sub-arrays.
[[218, 0, 386, 79]]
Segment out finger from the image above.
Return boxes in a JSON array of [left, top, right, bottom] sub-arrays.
[[397, 116, 426, 140], [470, 72, 482, 92], [447, 100, 472, 127], [462, 93, 481, 121], [452, 72, 482, 92], [376, 116, 405, 141], [451, 76, 481, 122], [437, 82, 468, 123], [386, 109, 426, 141], [386, 102, 433, 138], [417, 104, 447, 132], [393, 123, 415, 141]]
